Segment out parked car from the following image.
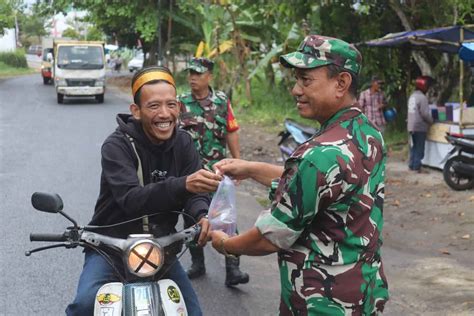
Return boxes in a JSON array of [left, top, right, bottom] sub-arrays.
[[28, 45, 42, 56], [127, 53, 144, 72]]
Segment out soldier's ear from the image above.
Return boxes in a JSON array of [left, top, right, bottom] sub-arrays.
[[335, 72, 352, 97], [130, 103, 141, 120]]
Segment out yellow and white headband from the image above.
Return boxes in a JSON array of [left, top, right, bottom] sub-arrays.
[[132, 70, 175, 97]]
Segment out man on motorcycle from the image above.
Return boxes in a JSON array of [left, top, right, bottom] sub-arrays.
[[178, 57, 249, 286], [209, 35, 389, 315], [66, 66, 221, 316]]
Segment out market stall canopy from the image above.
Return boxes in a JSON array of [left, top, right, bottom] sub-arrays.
[[364, 25, 474, 54], [459, 43, 474, 61]]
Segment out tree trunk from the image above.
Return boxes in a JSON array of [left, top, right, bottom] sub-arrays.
[[388, 0, 433, 76], [145, 37, 159, 66], [165, 0, 173, 68], [227, 6, 252, 104]]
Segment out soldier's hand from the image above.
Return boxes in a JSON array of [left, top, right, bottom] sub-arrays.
[[213, 158, 251, 180], [208, 230, 230, 255], [186, 169, 222, 193]]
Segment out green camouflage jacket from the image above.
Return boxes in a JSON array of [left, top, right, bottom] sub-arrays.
[[256, 107, 389, 315], [178, 87, 229, 170]]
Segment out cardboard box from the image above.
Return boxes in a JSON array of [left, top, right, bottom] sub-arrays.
[[462, 107, 474, 125], [427, 122, 451, 143]]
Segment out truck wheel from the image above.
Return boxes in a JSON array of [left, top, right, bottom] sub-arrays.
[[43, 77, 49, 85], [57, 93, 64, 104], [443, 156, 474, 190], [96, 93, 104, 103]]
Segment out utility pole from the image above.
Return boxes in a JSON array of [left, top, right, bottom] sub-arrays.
[[157, 0, 163, 66]]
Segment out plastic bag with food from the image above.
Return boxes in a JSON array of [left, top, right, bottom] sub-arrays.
[[208, 176, 237, 236]]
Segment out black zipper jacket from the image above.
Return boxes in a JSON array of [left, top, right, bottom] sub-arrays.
[[89, 114, 209, 238]]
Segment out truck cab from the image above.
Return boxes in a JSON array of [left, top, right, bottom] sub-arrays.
[[53, 40, 106, 104]]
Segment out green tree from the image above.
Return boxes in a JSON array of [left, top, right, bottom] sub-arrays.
[[62, 27, 79, 39], [18, 2, 48, 43], [0, 0, 16, 36]]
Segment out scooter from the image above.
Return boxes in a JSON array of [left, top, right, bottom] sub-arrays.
[[26, 192, 201, 316], [278, 119, 318, 160], [442, 133, 474, 190]]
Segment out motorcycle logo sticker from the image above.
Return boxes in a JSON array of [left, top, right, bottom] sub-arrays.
[[97, 293, 121, 305], [167, 286, 181, 303]]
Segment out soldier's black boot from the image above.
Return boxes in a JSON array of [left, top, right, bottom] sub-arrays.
[[225, 256, 249, 287], [186, 246, 206, 279]]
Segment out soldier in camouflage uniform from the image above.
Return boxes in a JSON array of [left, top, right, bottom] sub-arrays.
[[209, 35, 389, 315], [178, 57, 249, 286]]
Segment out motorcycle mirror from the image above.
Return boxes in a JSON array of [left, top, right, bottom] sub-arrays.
[[31, 192, 64, 213]]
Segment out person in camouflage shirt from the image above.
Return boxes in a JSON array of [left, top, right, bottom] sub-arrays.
[[209, 35, 389, 315], [178, 57, 249, 286]]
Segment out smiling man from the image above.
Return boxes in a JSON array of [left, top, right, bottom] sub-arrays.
[[210, 35, 389, 315], [66, 66, 221, 316]]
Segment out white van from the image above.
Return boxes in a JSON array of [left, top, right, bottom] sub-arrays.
[[53, 40, 106, 103]]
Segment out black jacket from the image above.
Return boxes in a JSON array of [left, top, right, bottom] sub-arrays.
[[89, 114, 209, 238]]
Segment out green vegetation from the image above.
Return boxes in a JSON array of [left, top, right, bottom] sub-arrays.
[[0, 61, 35, 77], [0, 50, 28, 68], [35, 0, 472, 146], [0, 0, 15, 35]]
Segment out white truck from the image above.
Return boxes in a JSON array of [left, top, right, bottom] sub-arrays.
[[53, 40, 106, 103]]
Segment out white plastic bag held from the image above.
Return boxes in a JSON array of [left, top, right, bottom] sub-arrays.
[[208, 176, 237, 236]]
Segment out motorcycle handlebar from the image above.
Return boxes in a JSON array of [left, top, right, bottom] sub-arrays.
[[30, 233, 68, 242]]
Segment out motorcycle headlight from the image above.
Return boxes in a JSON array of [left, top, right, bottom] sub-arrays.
[[126, 239, 164, 277]]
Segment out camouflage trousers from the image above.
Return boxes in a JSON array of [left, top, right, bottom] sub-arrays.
[[278, 258, 389, 315]]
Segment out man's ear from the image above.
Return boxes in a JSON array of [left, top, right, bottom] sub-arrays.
[[335, 72, 352, 97], [130, 103, 141, 120]]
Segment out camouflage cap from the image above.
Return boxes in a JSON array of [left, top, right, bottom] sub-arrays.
[[280, 35, 362, 75], [186, 57, 214, 73]]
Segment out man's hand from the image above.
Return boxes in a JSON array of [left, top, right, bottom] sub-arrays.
[[208, 230, 230, 255], [186, 169, 222, 193], [196, 217, 210, 247], [213, 158, 252, 180]]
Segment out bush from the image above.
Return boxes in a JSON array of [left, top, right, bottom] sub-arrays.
[[0, 50, 28, 68]]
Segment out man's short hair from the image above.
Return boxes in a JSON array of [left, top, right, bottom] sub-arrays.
[[371, 75, 384, 84], [326, 64, 358, 97]]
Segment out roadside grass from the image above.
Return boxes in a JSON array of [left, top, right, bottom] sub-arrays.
[[0, 62, 36, 77]]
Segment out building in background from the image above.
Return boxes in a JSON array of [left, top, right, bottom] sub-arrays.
[[0, 29, 16, 52]]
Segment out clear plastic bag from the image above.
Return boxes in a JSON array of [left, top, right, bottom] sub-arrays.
[[208, 176, 237, 236]]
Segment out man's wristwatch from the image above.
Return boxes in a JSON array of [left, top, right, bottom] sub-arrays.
[[219, 237, 238, 258]]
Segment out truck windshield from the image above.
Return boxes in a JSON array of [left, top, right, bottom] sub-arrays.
[[57, 45, 104, 69]]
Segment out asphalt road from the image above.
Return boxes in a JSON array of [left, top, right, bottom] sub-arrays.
[[0, 74, 279, 315]]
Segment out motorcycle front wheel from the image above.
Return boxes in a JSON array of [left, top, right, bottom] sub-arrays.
[[443, 156, 474, 190]]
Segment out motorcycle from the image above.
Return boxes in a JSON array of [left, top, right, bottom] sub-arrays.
[[26, 192, 201, 316], [278, 119, 318, 161], [441, 132, 474, 190]]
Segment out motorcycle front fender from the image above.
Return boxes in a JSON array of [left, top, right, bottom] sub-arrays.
[[440, 147, 458, 164]]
